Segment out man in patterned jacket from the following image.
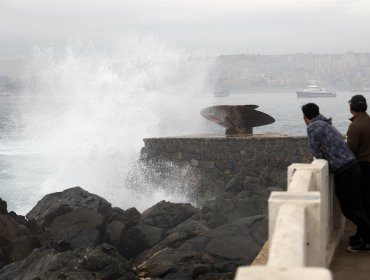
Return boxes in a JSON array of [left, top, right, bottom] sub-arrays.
[[302, 102, 370, 252]]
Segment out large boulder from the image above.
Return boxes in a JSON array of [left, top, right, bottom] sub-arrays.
[[0, 198, 49, 269], [105, 200, 198, 260], [201, 191, 266, 228], [135, 218, 210, 264], [141, 200, 198, 229], [105, 207, 142, 245], [112, 200, 200, 260], [25, 187, 156, 260], [181, 215, 267, 260], [25, 187, 115, 251], [115, 226, 151, 260], [137, 215, 267, 279], [104, 207, 151, 259], [49, 208, 104, 250], [0, 243, 137, 280], [26, 186, 113, 228]]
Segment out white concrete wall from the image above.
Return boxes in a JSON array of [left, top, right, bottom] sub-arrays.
[[235, 159, 345, 280]]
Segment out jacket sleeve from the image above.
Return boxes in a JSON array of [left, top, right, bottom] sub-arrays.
[[307, 124, 324, 159], [347, 123, 359, 155]]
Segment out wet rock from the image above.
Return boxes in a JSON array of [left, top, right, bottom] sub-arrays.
[[225, 173, 271, 198], [136, 224, 163, 247], [0, 198, 7, 214], [137, 247, 191, 278], [183, 215, 266, 259], [0, 207, 49, 268], [1, 180, 270, 280], [141, 200, 198, 229], [0, 243, 137, 280], [136, 218, 210, 264], [137, 215, 267, 279], [105, 207, 141, 245], [106, 219, 126, 244], [201, 191, 266, 228], [192, 264, 211, 278], [26, 186, 113, 228], [119, 207, 141, 228], [224, 173, 244, 194], [24, 187, 117, 251], [104, 207, 152, 259], [49, 208, 104, 249], [117, 227, 150, 259]]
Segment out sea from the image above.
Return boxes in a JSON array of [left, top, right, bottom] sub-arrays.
[[0, 90, 362, 215], [0, 42, 366, 215]]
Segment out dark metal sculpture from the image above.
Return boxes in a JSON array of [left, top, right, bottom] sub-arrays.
[[200, 105, 275, 135]]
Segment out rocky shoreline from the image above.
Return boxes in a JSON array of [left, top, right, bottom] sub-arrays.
[[0, 181, 268, 280]]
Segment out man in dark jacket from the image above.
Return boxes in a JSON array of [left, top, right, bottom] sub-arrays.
[[302, 103, 370, 252], [347, 95, 370, 246]]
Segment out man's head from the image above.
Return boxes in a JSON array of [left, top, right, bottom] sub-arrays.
[[302, 103, 319, 125], [349, 95, 367, 113]]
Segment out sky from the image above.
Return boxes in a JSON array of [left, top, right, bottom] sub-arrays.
[[1, 0, 370, 73]]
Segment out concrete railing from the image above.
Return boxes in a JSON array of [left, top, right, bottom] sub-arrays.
[[235, 159, 345, 280]]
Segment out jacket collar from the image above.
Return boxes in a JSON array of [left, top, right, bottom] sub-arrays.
[[350, 112, 368, 122]]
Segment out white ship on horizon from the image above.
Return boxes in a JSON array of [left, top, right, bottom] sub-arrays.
[[296, 84, 336, 98]]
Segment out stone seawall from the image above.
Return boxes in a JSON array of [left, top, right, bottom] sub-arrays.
[[142, 135, 312, 199]]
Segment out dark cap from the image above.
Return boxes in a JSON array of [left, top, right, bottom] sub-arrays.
[[349, 95, 367, 107]]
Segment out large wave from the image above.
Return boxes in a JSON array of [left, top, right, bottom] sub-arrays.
[[15, 35, 217, 212]]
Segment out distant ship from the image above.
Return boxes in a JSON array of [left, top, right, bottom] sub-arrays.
[[296, 85, 336, 98], [214, 90, 230, 97]]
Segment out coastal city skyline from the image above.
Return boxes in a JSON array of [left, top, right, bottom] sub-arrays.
[[2, 52, 370, 92]]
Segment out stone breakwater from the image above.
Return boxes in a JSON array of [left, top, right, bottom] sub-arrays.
[[0, 135, 312, 280], [142, 135, 312, 198]]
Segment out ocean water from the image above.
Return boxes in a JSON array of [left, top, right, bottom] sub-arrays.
[[0, 90, 360, 215], [0, 40, 366, 215]]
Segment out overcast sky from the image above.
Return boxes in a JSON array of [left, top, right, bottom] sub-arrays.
[[1, 0, 370, 61]]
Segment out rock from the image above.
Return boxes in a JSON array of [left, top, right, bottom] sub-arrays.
[[26, 186, 112, 228], [105, 207, 141, 245], [0, 198, 7, 214], [117, 226, 151, 259], [49, 208, 104, 249], [27, 187, 149, 260], [8, 236, 43, 263], [137, 247, 192, 278], [141, 200, 198, 229], [119, 207, 141, 228], [192, 264, 211, 278], [137, 215, 267, 279], [164, 219, 210, 247], [24, 187, 118, 251], [8, 212, 27, 227], [1, 180, 270, 280], [201, 191, 266, 228], [136, 224, 163, 247], [225, 173, 271, 198], [183, 215, 267, 260], [104, 207, 151, 259], [0, 244, 137, 280], [106, 220, 126, 244], [135, 218, 209, 263], [224, 173, 244, 194], [0, 210, 49, 267]]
